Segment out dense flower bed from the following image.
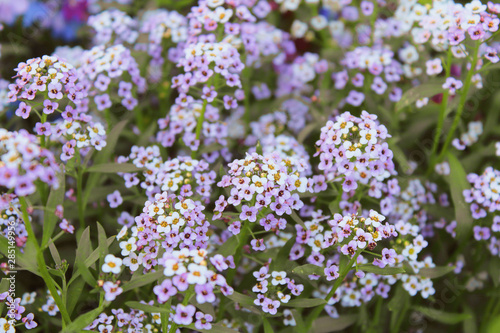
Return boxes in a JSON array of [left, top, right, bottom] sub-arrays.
[[1, 0, 500, 332]]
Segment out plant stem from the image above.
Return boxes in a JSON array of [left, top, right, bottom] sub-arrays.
[[76, 164, 85, 229], [18, 197, 71, 327], [305, 249, 362, 330], [436, 44, 480, 163], [428, 48, 453, 174]]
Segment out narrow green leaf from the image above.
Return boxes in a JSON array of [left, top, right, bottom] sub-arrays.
[[290, 211, 306, 229], [396, 82, 445, 111], [216, 236, 239, 257], [292, 264, 324, 276], [121, 270, 164, 293], [126, 301, 170, 313], [263, 317, 273, 333], [42, 167, 65, 248], [413, 306, 471, 325], [226, 291, 255, 307], [86, 163, 142, 174], [62, 307, 103, 332], [286, 298, 326, 308], [419, 265, 455, 279], [358, 264, 405, 275], [48, 241, 62, 266], [66, 277, 85, 316], [446, 152, 473, 240], [74, 227, 96, 286], [256, 141, 263, 155], [312, 314, 357, 333]]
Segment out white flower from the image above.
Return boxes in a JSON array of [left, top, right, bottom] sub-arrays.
[[119, 238, 137, 256], [186, 263, 208, 285], [116, 226, 128, 240], [123, 252, 144, 272], [163, 258, 186, 276], [0, 318, 15, 333], [366, 210, 385, 228], [271, 271, 287, 286], [102, 254, 123, 274]]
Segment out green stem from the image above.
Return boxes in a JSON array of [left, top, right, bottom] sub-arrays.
[[18, 197, 71, 327], [306, 249, 362, 330], [191, 99, 208, 159], [76, 165, 85, 229], [428, 48, 453, 174], [436, 44, 480, 163]]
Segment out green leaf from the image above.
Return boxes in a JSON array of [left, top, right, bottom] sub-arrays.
[[290, 211, 306, 229], [216, 236, 239, 257], [358, 264, 405, 275], [74, 227, 96, 286], [121, 270, 164, 293], [489, 257, 500, 287], [419, 265, 455, 279], [66, 277, 85, 316], [256, 141, 263, 155], [312, 314, 357, 333], [86, 162, 142, 173], [226, 291, 255, 307], [272, 237, 296, 271], [48, 241, 62, 266], [396, 82, 445, 111], [62, 307, 103, 332], [126, 301, 170, 313], [446, 152, 473, 240], [292, 264, 324, 276], [186, 323, 238, 333], [263, 317, 273, 333], [389, 284, 410, 332], [42, 166, 65, 248], [487, 315, 500, 333], [286, 298, 326, 308], [99, 119, 129, 164], [413, 306, 471, 325], [96, 222, 109, 268]]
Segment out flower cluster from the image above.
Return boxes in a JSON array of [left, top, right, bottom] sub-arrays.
[[118, 193, 210, 272], [316, 111, 395, 192], [88, 9, 138, 46], [0, 129, 59, 196], [215, 151, 312, 234], [464, 166, 500, 219], [0, 292, 38, 330], [8, 55, 85, 119], [252, 264, 304, 315], [452, 121, 483, 150], [79, 44, 146, 112], [118, 145, 215, 201]]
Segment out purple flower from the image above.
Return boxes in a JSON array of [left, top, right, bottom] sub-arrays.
[[15, 102, 31, 119], [381, 248, 397, 267], [95, 94, 112, 111], [23, 313, 38, 329], [442, 77, 463, 94], [195, 284, 216, 304], [345, 90, 365, 106], [43, 99, 58, 114], [468, 25, 485, 40], [48, 82, 63, 99], [103, 281, 123, 301], [107, 190, 123, 208], [240, 205, 258, 222], [324, 264, 340, 281], [251, 238, 266, 251], [262, 298, 280, 315], [195, 312, 213, 330], [153, 279, 178, 303], [173, 304, 196, 326]]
